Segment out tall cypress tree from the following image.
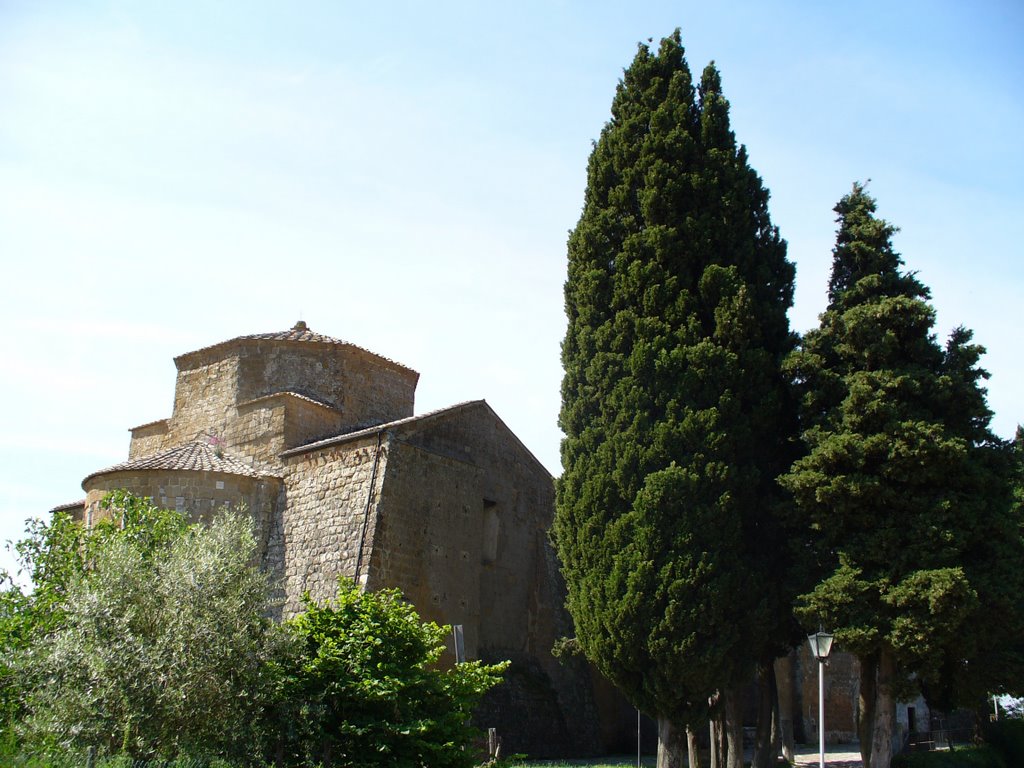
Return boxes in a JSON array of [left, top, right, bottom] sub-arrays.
[[554, 31, 796, 768], [781, 184, 1023, 768]]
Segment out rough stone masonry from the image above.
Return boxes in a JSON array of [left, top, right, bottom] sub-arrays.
[[58, 321, 636, 758]]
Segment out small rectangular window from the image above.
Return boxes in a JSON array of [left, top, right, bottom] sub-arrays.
[[481, 500, 499, 564]]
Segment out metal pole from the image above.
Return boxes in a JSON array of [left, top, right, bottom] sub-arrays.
[[637, 709, 641, 768], [819, 658, 826, 768]]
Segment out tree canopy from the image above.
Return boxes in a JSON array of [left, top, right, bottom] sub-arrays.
[[780, 183, 1024, 768], [553, 29, 797, 766]]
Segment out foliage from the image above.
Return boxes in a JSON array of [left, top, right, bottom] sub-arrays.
[[780, 184, 1024, 764], [0, 492, 192, 731], [7, 493, 281, 763], [983, 718, 1024, 768], [890, 746, 1005, 768], [274, 581, 507, 768], [553, 28, 798, 730], [0, 749, 238, 768], [3, 492, 507, 767]]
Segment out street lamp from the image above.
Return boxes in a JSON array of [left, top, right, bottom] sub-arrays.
[[808, 629, 834, 768]]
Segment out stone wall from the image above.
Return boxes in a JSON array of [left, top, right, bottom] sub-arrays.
[[367, 440, 485, 657], [168, 355, 240, 445], [229, 394, 349, 466], [280, 395, 350, 450], [796, 647, 859, 744], [368, 403, 603, 757], [177, 339, 418, 430], [229, 397, 289, 465], [275, 435, 387, 617], [129, 420, 169, 459], [82, 469, 279, 552], [130, 337, 417, 464], [129, 355, 240, 459], [232, 341, 417, 423]]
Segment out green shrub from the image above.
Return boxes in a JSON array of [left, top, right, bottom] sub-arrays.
[[273, 581, 508, 768], [5, 493, 281, 764]]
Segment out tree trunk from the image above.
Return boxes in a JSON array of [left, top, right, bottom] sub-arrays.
[[657, 717, 687, 768], [751, 662, 776, 768], [869, 646, 897, 768], [709, 692, 722, 768], [709, 714, 721, 768], [770, 681, 783, 762], [774, 653, 796, 763], [687, 724, 703, 768], [859, 651, 879, 768], [723, 685, 744, 768]]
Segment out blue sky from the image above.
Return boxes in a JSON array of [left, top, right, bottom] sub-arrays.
[[1, 0, 1021, 574]]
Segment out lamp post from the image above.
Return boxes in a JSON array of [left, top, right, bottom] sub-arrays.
[[808, 629, 834, 768]]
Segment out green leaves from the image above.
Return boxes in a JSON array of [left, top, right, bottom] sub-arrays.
[[3, 495, 508, 767], [9, 496, 279, 763], [278, 583, 506, 768], [783, 182, 1024, 708], [555, 28, 797, 725]]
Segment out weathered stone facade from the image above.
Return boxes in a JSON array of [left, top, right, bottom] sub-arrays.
[[56, 320, 896, 758], [59, 322, 605, 758]]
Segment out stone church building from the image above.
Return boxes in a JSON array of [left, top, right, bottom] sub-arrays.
[[54, 321, 923, 758], [55, 321, 626, 757]]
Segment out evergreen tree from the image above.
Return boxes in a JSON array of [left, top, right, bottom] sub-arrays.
[[781, 184, 1023, 768], [554, 31, 797, 768]]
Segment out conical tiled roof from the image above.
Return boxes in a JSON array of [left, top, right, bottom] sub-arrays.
[[235, 320, 348, 345], [174, 321, 416, 373], [83, 439, 281, 487]]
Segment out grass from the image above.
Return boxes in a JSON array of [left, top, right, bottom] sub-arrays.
[[890, 745, 1006, 768]]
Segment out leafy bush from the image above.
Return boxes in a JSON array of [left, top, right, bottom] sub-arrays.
[[273, 581, 508, 768], [4, 493, 281, 764], [2, 492, 506, 767]]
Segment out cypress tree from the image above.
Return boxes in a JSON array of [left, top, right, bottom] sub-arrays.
[[781, 184, 1023, 768], [554, 31, 796, 768]]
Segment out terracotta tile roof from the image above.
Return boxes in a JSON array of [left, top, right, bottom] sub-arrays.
[[51, 499, 85, 514], [83, 439, 281, 486], [175, 321, 417, 374], [238, 323, 352, 345]]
